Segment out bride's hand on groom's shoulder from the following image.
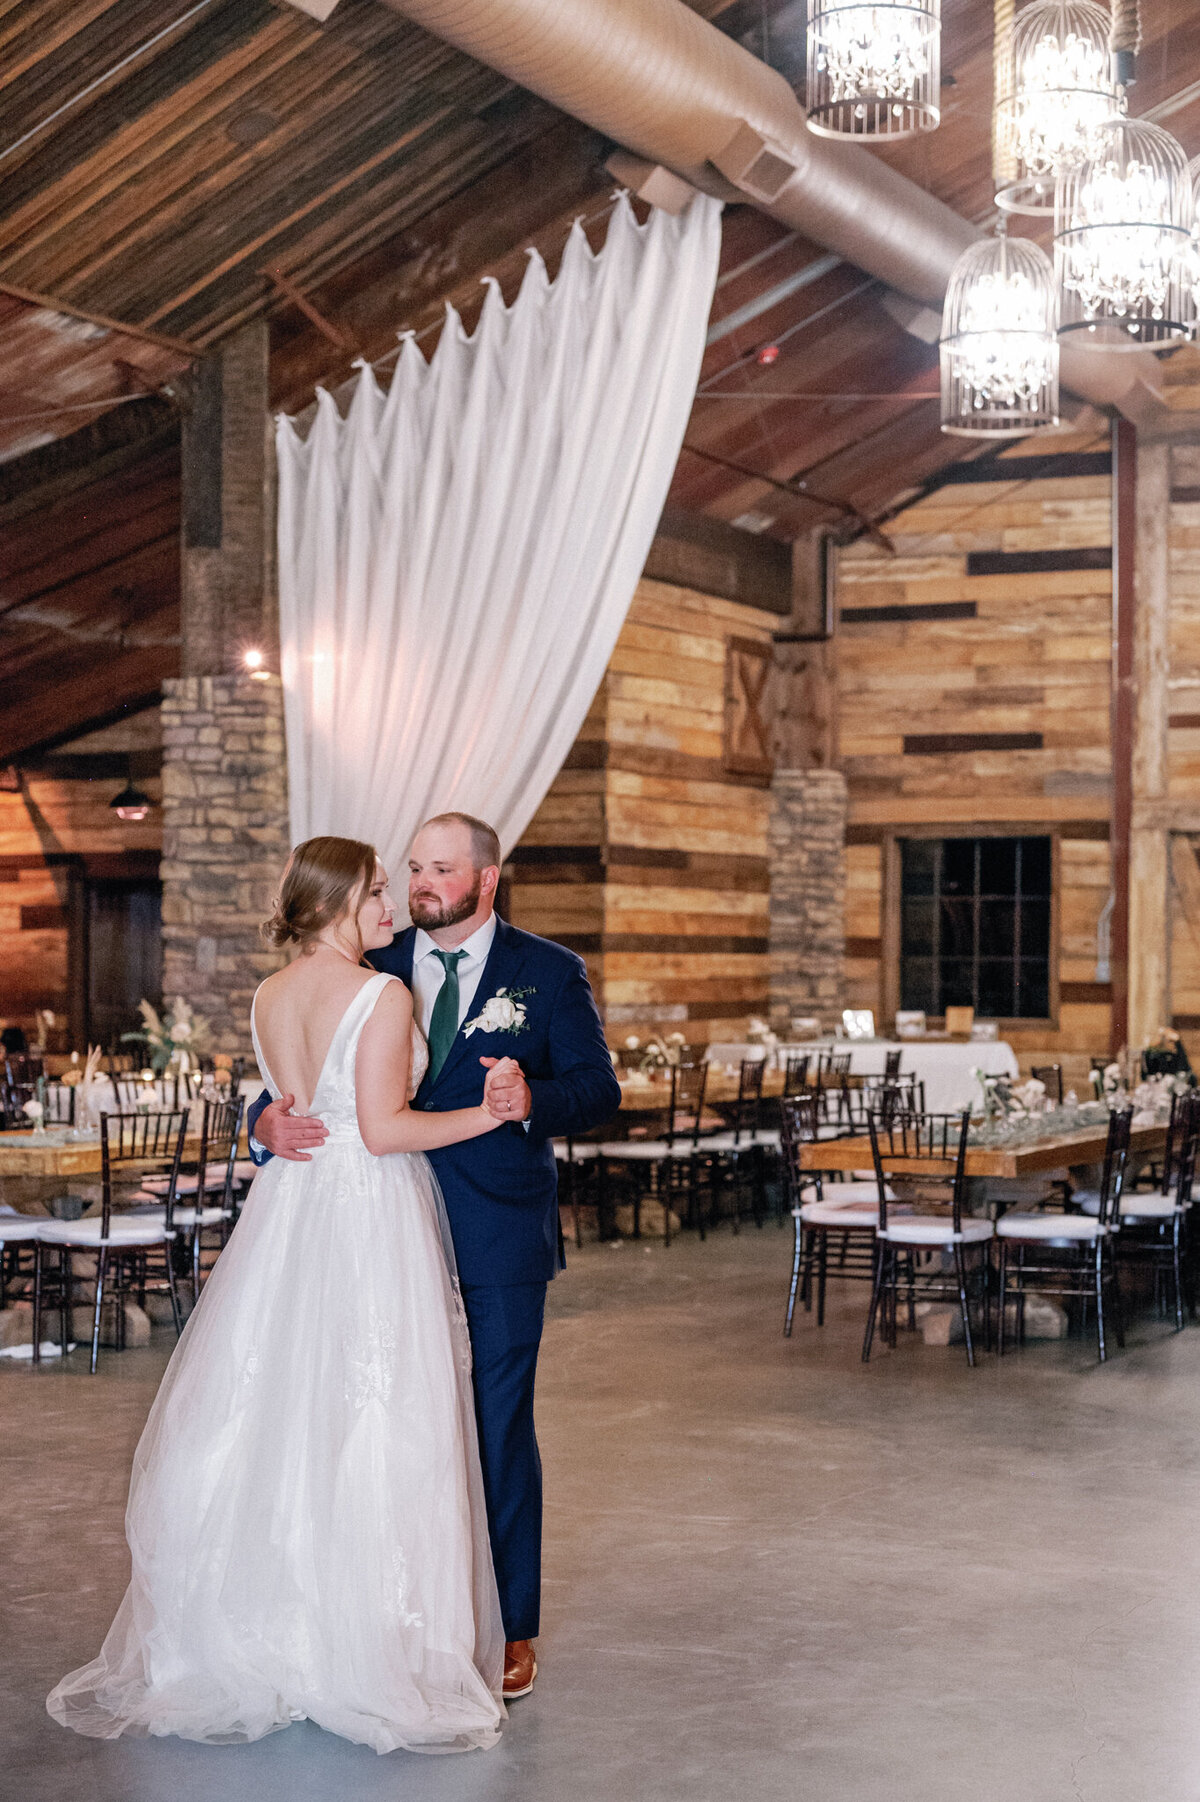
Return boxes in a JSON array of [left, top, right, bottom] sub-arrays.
[[481, 1057, 532, 1123]]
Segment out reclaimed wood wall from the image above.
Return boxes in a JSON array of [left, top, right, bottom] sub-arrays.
[[507, 577, 777, 1047], [835, 437, 1115, 1077]]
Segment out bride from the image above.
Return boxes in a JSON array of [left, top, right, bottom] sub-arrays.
[[47, 835, 514, 1755]]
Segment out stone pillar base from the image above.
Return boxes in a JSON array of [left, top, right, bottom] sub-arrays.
[[161, 674, 290, 1057], [769, 768, 847, 1033]]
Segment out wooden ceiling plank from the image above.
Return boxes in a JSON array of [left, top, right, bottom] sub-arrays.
[[0, 638, 176, 766], [0, 15, 317, 275], [138, 103, 458, 328], [122, 87, 477, 330], [0, 1, 278, 215], [267, 117, 606, 406]]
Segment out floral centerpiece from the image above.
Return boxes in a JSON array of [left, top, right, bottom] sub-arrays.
[[745, 1017, 779, 1059], [972, 1069, 1049, 1121], [622, 1032, 688, 1077], [122, 997, 212, 1075]]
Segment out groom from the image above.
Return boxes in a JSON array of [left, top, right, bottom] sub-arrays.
[[247, 812, 621, 1699]]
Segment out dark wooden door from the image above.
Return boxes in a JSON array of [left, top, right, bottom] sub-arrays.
[[86, 878, 162, 1048]]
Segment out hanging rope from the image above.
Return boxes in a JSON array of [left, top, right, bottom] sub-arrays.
[[1110, 0, 1141, 89], [993, 0, 1017, 185]]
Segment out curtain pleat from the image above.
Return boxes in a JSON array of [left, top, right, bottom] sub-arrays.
[[276, 192, 722, 880]]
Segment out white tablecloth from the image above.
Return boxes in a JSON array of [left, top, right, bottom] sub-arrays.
[[796, 1038, 1018, 1114]]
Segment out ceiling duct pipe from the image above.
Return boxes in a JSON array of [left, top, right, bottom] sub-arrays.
[[362, 0, 1162, 424]]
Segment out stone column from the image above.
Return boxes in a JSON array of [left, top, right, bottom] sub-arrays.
[[160, 677, 288, 1053], [161, 322, 288, 1055], [768, 768, 847, 1032]]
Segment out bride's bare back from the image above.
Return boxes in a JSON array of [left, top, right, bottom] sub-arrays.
[[253, 949, 510, 1158], [253, 953, 399, 1118]]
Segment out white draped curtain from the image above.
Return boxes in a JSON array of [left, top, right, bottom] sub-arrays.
[[275, 191, 722, 879]]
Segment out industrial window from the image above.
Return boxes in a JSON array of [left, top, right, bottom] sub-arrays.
[[899, 836, 1051, 1020]]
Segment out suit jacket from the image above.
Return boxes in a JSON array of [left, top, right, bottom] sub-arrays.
[[247, 916, 621, 1287]]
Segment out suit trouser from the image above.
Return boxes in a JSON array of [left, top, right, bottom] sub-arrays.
[[459, 1280, 547, 1642]]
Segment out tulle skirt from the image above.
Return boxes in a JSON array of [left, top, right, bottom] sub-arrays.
[[46, 1141, 505, 1754]]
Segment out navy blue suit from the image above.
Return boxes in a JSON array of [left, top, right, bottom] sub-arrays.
[[247, 915, 621, 1639]]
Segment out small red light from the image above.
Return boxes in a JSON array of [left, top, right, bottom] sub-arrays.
[[756, 344, 780, 366]]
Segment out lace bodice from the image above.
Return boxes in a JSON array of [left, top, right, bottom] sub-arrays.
[[251, 973, 428, 1144]]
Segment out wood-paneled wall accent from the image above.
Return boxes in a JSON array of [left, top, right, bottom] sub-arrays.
[[0, 737, 161, 1035], [1127, 438, 1171, 1051], [834, 436, 1115, 1068], [507, 577, 777, 1046]]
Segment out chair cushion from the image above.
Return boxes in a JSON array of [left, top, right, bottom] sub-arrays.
[[799, 1200, 882, 1227], [0, 1217, 42, 1242], [995, 1212, 1107, 1241], [813, 1180, 896, 1206], [879, 1216, 995, 1246], [232, 1160, 257, 1183], [39, 1216, 172, 1246], [1118, 1193, 1181, 1222], [169, 1205, 227, 1228], [550, 1140, 600, 1162]]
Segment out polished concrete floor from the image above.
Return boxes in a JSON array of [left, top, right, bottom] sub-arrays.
[[4, 1223, 1200, 1802]]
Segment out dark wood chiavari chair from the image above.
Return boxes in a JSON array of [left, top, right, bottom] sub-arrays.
[[864, 1109, 992, 1367], [702, 1058, 777, 1232], [596, 1059, 712, 1245], [130, 1096, 247, 1300], [1111, 1090, 1200, 1333], [35, 1109, 189, 1372], [781, 1094, 889, 1333], [995, 1106, 1132, 1362], [781, 1052, 811, 1098]]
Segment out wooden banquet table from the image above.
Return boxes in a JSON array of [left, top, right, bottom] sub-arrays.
[[798, 1120, 1167, 1182], [0, 1126, 217, 1215]]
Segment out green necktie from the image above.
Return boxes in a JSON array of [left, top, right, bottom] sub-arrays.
[[426, 949, 467, 1085]]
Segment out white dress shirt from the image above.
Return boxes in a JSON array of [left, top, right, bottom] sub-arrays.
[[410, 911, 497, 1039]]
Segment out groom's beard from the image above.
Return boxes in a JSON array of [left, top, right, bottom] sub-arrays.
[[410, 874, 482, 931]]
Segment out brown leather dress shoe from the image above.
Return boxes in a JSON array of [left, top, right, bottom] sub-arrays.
[[503, 1639, 537, 1699]]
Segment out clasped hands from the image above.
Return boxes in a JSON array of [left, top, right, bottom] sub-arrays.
[[256, 1055, 532, 1162]]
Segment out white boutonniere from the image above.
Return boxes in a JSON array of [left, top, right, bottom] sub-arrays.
[[463, 985, 534, 1039]]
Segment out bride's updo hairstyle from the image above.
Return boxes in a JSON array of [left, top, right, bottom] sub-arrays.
[[263, 836, 378, 956]]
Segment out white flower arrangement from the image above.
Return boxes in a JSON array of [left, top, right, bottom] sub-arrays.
[[972, 1069, 1051, 1121], [122, 997, 212, 1073], [22, 1098, 43, 1123], [745, 1017, 779, 1055], [463, 986, 534, 1040], [626, 1031, 687, 1075]]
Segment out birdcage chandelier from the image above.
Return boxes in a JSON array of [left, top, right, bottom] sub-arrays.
[[1055, 111, 1195, 347], [806, 0, 941, 139], [995, 0, 1118, 214], [941, 232, 1059, 436]]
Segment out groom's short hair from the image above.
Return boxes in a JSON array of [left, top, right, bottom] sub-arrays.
[[422, 811, 501, 871]]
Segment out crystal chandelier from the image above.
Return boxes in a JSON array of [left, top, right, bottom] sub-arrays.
[[994, 0, 1118, 214], [1055, 112, 1195, 347], [806, 0, 940, 139], [940, 233, 1059, 437]]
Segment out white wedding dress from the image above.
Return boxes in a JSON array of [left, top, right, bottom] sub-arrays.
[[47, 972, 505, 1755]]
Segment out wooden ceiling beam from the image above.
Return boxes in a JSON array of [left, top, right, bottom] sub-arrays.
[[0, 278, 194, 355]]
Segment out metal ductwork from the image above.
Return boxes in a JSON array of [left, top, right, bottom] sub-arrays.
[[360, 0, 1163, 425]]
